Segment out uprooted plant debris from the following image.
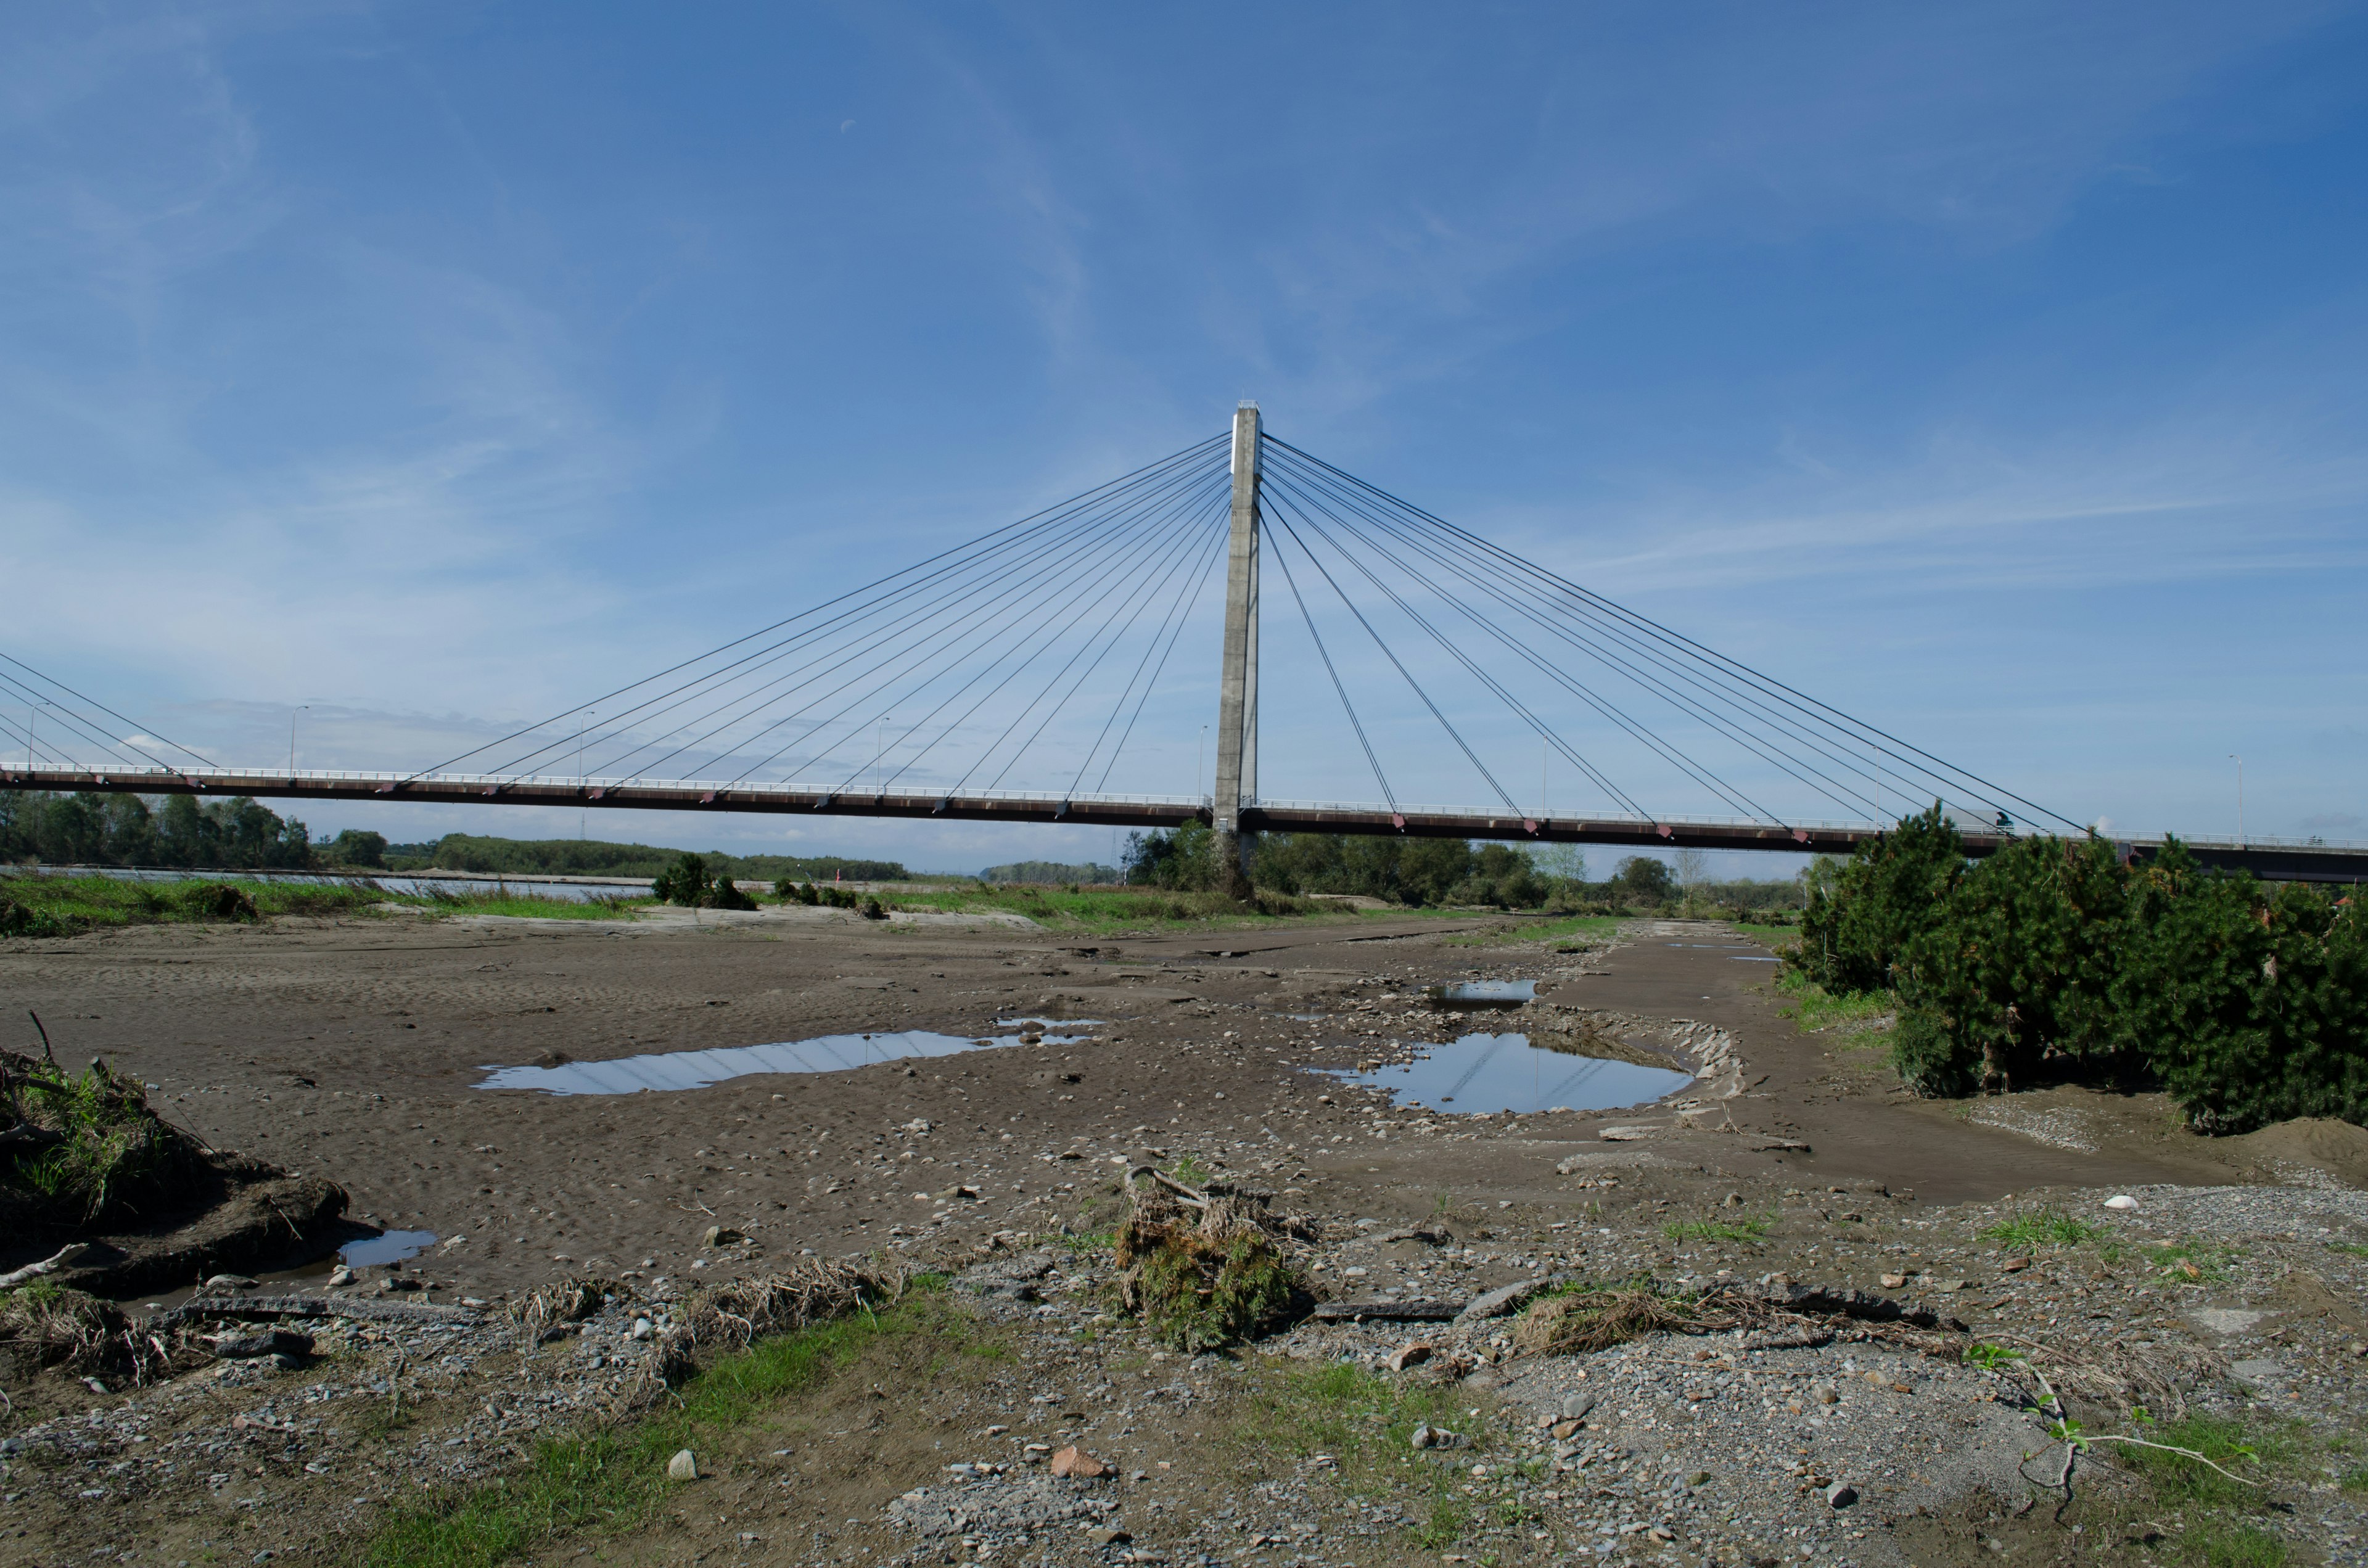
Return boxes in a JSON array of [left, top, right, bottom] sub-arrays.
[[1113, 1167, 1318, 1352], [0, 1281, 177, 1385], [630, 1257, 908, 1403], [0, 1047, 214, 1238]]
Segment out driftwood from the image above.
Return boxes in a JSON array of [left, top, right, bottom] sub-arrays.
[[0, 1243, 90, 1289], [1312, 1299, 1463, 1322]]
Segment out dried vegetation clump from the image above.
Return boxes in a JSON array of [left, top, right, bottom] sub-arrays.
[[626, 1257, 906, 1405], [0, 1281, 174, 1384], [1114, 1168, 1317, 1352]]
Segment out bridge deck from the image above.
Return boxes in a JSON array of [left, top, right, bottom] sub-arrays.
[[6, 767, 2362, 880]]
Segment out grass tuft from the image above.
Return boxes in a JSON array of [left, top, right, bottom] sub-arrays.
[[1772, 969, 1894, 1033], [1981, 1210, 2101, 1249]]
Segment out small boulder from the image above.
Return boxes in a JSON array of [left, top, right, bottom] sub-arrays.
[[1383, 1343, 1432, 1372], [201, 1275, 258, 1294], [1050, 1445, 1109, 1479], [701, 1225, 747, 1249], [667, 1449, 698, 1482], [1826, 1482, 1857, 1509], [2103, 1194, 2139, 1211]]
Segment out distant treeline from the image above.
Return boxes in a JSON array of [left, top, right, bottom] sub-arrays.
[[979, 860, 1121, 885], [383, 835, 911, 882], [0, 795, 911, 882], [1122, 821, 1803, 914], [1, 790, 319, 870]]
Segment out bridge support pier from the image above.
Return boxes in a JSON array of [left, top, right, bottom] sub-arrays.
[[1212, 401, 1261, 900]]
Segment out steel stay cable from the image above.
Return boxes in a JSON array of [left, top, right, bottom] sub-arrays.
[[1267, 453, 1859, 821], [1262, 497, 1523, 815], [871, 480, 1230, 799], [1089, 511, 1232, 798], [1259, 464, 1661, 820], [1263, 510, 1397, 813], [728, 467, 1231, 793], [0, 668, 161, 772], [488, 440, 1230, 781], [574, 444, 1233, 782], [607, 456, 1228, 786], [1261, 465, 1647, 818], [0, 714, 75, 769], [1265, 435, 2079, 831], [846, 472, 1229, 798], [1323, 466, 1954, 824], [980, 500, 1231, 796], [1293, 458, 1902, 819], [1264, 447, 1865, 813], [1075, 505, 1230, 797], [1271, 441, 2039, 828], [0, 653, 223, 771], [436, 433, 1228, 781]]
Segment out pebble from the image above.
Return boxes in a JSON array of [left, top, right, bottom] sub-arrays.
[[666, 1450, 697, 1482], [2103, 1194, 2139, 1210], [1825, 1483, 1857, 1509]]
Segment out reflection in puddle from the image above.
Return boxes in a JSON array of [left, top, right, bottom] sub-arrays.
[[1426, 979, 1536, 1009], [993, 1017, 1105, 1028], [475, 1028, 1090, 1096], [342, 1229, 438, 1267], [1730, 955, 1780, 963], [1325, 1032, 1693, 1116]]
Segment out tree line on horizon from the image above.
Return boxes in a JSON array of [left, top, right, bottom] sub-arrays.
[[0, 792, 912, 882]]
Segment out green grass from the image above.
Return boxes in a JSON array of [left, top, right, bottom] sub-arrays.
[[1772, 968, 1894, 1033], [1662, 1215, 1770, 1242], [2121, 1240, 2235, 1283], [1227, 1357, 1492, 1552], [2323, 1241, 2368, 1258], [1981, 1209, 2102, 1249], [2118, 1413, 2290, 1509], [363, 1291, 933, 1568], [1493, 913, 1624, 946], [0, 872, 382, 935]]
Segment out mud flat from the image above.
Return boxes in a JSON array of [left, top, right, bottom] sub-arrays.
[[2, 910, 2361, 1567]]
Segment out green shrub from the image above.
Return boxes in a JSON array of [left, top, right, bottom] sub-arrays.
[[1814, 820, 2367, 1131], [1795, 805, 1967, 993], [651, 853, 755, 911]]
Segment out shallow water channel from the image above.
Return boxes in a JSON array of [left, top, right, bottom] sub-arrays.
[[475, 1026, 1093, 1096], [1326, 1032, 1693, 1116]]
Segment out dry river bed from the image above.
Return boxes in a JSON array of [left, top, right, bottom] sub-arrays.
[[2, 906, 2366, 1568]]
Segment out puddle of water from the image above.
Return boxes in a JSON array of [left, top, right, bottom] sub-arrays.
[[1325, 1032, 1693, 1116], [1668, 943, 1754, 950], [341, 1229, 439, 1267], [993, 1017, 1105, 1028], [1426, 979, 1536, 1009], [1730, 955, 1780, 963], [475, 1028, 1090, 1096]]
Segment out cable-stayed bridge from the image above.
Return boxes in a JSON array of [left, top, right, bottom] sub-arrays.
[[6, 405, 2363, 884]]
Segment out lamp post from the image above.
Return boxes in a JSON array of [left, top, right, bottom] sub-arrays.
[[2229, 754, 2244, 845]]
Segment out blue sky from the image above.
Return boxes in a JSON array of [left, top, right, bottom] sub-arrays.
[[3, 2, 2363, 875]]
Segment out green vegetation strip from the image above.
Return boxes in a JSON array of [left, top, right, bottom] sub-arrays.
[[0, 874, 378, 937], [363, 1292, 936, 1568], [1772, 969, 1894, 1034], [1227, 1357, 1498, 1552]]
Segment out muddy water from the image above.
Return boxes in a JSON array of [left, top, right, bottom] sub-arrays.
[[474, 1027, 1093, 1096], [1326, 1031, 1693, 1116]]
